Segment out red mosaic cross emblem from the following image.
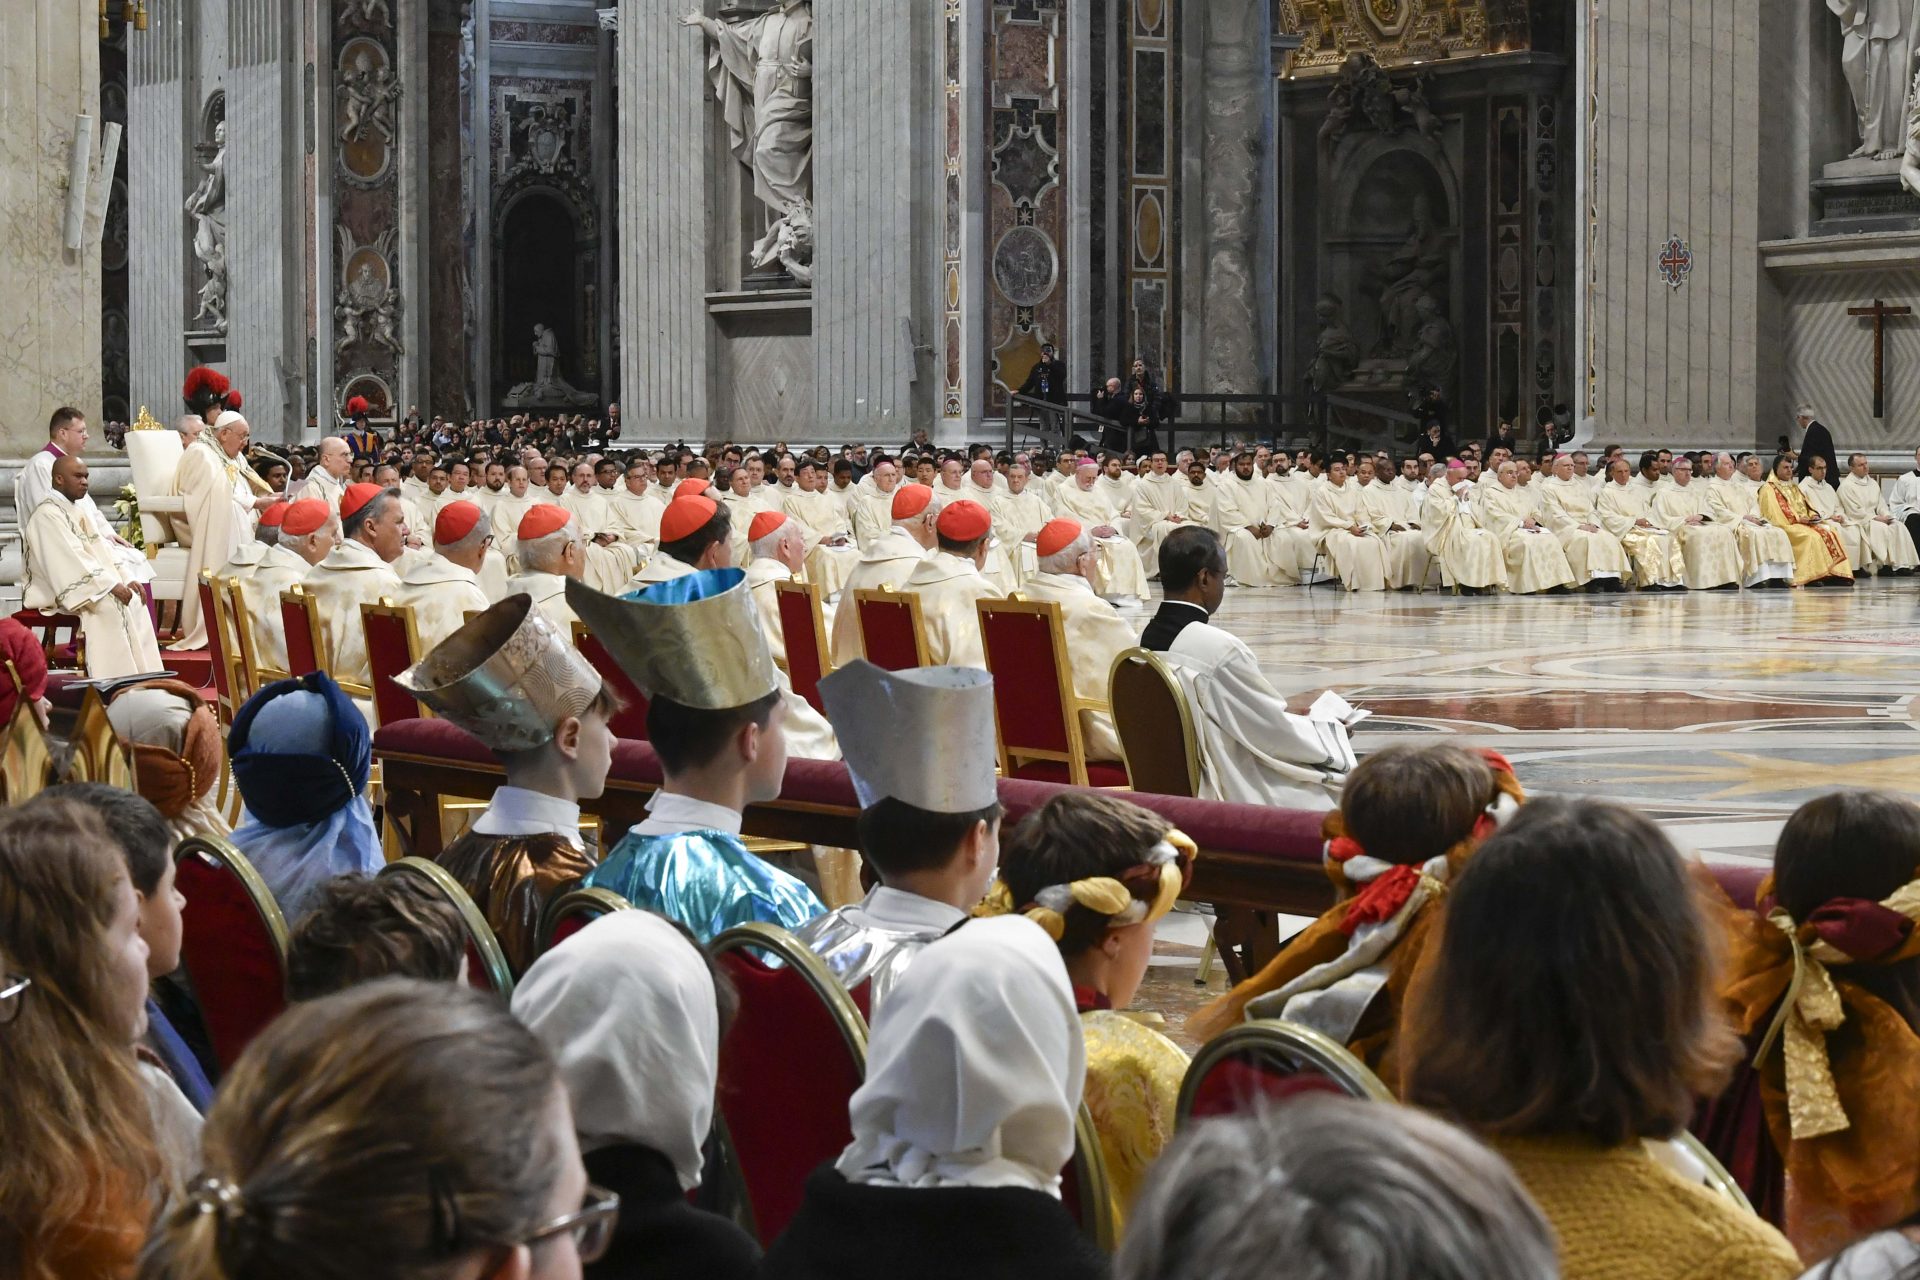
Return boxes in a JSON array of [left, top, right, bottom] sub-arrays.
[[1657, 235, 1693, 290]]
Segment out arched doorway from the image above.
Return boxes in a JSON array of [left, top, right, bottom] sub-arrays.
[[494, 192, 580, 403]]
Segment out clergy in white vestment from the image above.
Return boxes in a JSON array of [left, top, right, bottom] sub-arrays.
[[900, 500, 999, 670], [302, 483, 406, 694], [562, 462, 642, 592], [295, 436, 351, 518], [173, 410, 279, 648], [1887, 447, 1920, 553], [469, 460, 510, 518], [743, 510, 832, 668], [1128, 453, 1186, 567], [1650, 457, 1743, 589], [1536, 454, 1628, 590], [15, 407, 156, 597], [391, 500, 495, 651], [953, 459, 1018, 593], [1049, 460, 1151, 602], [604, 458, 665, 556], [488, 466, 541, 571], [1596, 460, 1684, 589], [718, 469, 775, 569], [1839, 453, 1920, 573], [236, 499, 336, 672], [1307, 459, 1390, 592], [1140, 526, 1349, 809], [1353, 460, 1427, 589], [986, 462, 1053, 585], [930, 458, 972, 513], [850, 458, 905, 550], [22, 455, 163, 679], [1798, 457, 1871, 568], [1013, 520, 1133, 763], [1705, 455, 1794, 588], [220, 500, 284, 579], [1213, 452, 1303, 586], [1095, 456, 1136, 540], [781, 459, 864, 599], [1477, 462, 1576, 593], [506, 504, 588, 629], [829, 483, 936, 667], [1145, 459, 1223, 566], [1420, 466, 1507, 592]]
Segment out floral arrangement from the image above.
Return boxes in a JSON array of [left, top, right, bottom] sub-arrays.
[[112, 485, 144, 551]]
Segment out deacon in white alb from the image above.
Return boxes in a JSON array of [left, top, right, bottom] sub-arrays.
[[22, 455, 163, 679]]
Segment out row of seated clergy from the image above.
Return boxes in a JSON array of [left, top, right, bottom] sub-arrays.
[[1803, 462, 1920, 573], [778, 457, 864, 599], [921, 466, 1019, 592]]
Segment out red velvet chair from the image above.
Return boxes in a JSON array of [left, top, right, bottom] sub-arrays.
[[710, 922, 868, 1247], [359, 599, 426, 728], [536, 886, 633, 954], [573, 621, 651, 740], [976, 596, 1128, 788], [850, 586, 929, 671], [773, 578, 833, 714], [279, 586, 324, 679], [11, 607, 83, 669], [1175, 1019, 1392, 1127], [173, 835, 291, 1071], [379, 857, 516, 999]]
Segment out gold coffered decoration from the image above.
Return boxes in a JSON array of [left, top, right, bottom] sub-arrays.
[[1279, 0, 1499, 76]]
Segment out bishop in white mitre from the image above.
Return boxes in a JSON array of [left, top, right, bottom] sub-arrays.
[[1651, 457, 1742, 589], [173, 410, 276, 648], [1838, 454, 1920, 574], [1050, 460, 1150, 602], [22, 455, 162, 679], [1536, 454, 1628, 590]]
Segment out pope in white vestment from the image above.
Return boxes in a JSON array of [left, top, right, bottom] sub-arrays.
[[173, 415, 270, 647], [22, 463, 162, 679], [1050, 463, 1151, 601], [1307, 464, 1389, 592], [1477, 464, 1575, 593], [1015, 520, 1136, 763], [1651, 462, 1743, 589], [1838, 463, 1920, 572], [830, 486, 935, 667]]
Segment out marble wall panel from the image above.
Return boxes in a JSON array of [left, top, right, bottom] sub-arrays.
[[987, 2, 1068, 410]]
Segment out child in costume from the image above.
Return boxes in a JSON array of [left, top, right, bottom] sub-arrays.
[[395, 593, 615, 976]]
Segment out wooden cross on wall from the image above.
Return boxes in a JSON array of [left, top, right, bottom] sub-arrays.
[[1848, 298, 1912, 419]]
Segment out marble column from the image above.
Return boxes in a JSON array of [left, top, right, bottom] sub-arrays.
[[1192, 0, 1269, 398], [616, 0, 714, 438], [128, 3, 189, 426], [812, 0, 937, 436], [226, 0, 305, 442], [396, 0, 431, 414]]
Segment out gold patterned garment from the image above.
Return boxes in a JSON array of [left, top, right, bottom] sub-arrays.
[[1080, 1009, 1189, 1233], [1759, 478, 1852, 586], [435, 830, 596, 977]]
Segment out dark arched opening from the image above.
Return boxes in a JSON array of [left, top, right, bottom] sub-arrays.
[[495, 192, 579, 402]]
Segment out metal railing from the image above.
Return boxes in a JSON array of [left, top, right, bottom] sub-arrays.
[[1002, 389, 1425, 457]]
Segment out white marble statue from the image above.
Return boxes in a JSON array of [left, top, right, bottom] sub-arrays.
[[185, 122, 228, 332], [1832, 0, 1920, 159], [682, 1, 814, 281]]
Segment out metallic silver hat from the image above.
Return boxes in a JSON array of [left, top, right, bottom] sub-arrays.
[[817, 660, 999, 813], [565, 567, 780, 711], [392, 593, 604, 752]]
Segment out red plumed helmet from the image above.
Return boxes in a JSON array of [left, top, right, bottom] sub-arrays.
[[182, 366, 231, 403], [344, 395, 370, 417], [224, 390, 243, 411]]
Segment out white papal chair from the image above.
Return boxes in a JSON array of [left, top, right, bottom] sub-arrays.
[[124, 409, 192, 620]]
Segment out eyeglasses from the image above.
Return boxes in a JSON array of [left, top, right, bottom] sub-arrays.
[[0, 973, 30, 1025], [523, 1184, 619, 1262]]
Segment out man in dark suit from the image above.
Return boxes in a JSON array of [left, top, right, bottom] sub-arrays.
[[1018, 342, 1069, 441], [1794, 404, 1839, 482], [1141, 526, 1228, 653]]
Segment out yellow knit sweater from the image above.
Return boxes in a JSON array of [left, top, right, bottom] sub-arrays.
[[1490, 1135, 1801, 1280]]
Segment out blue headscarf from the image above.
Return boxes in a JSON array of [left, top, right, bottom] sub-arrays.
[[227, 673, 382, 923]]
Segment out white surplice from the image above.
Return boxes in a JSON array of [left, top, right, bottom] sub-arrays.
[[302, 539, 402, 687], [900, 550, 996, 669]]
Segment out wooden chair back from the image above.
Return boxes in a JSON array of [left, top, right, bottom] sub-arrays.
[[975, 595, 1091, 784], [1108, 647, 1202, 797], [772, 578, 833, 714], [279, 586, 324, 678], [851, 585, 929, 671]]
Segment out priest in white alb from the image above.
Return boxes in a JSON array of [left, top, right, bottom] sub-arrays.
[[781, 458, 864, 599], [391, 500, 495, 651], [1010, 519, 1132, 763], [296, 437, 351, 517], [849, 457, 903, 550], [1597, 458, 1684, 589], [1421, 463, 1507, 593], [986, 460, 1051, 585], [236, 498, 336, 673], [1477, 461, 1575, 594], [561, 461, 641, 593], [831, 484, 935, 667], [1887, 446, 1920, 553], [1838, 452, 1920, 574], [1128, 451, 1186, 567], [1798, 455, 1870, 569], [1308, 459, 1389, 592], [900, 500, 999, 669], [1213, 450, 1304, 586], [173, 409, 279, 648], [603, 457, 665, 556], [22, 455, 163, 679], [1353, 458, 1426, 589], [1050, 459, 1150, 602], [16, 407, 157, 604], [1650, 456, 1743, 589], [1705, 453, 1793, 588], [1536, 453, 1628, 591]]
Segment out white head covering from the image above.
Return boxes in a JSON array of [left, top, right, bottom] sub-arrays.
[[511, 911, 719, 1189], [835, 915, 1083, 1195], [213, 409, 247, 430]]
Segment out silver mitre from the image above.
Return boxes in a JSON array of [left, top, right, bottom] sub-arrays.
[[565, 567, 780, 711], [817, 660, 999, 813], [392, 593, 604, 751]]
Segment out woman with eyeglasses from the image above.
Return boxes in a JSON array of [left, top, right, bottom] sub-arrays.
[[140, 979, 613, 1280], [0, 797, 169, 1280], [512, 910, 760, 1280]]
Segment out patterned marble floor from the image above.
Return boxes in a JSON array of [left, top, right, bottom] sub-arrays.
[[1136, 579, 1920, 1033]]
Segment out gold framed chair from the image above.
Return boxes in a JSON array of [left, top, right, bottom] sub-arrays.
[[1065, 1103, 1118, 1251], [64, 687, 135, 789], [228, 577, 286, 690], [359, 598, 427, 728], [206, 570, 251, 715], [1175, 1019, 1394, 1129], [173, 834, 292, 1070], [975, 594, 1125, 788], [1107, 647, 1201, 797], [771, 577, 834, 714], [0, 691, 54, 803], [279, 585, 327, 680], [851, 584, 930, 671], [378, 857, 516, 999], [535, 885, 634, 955]]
